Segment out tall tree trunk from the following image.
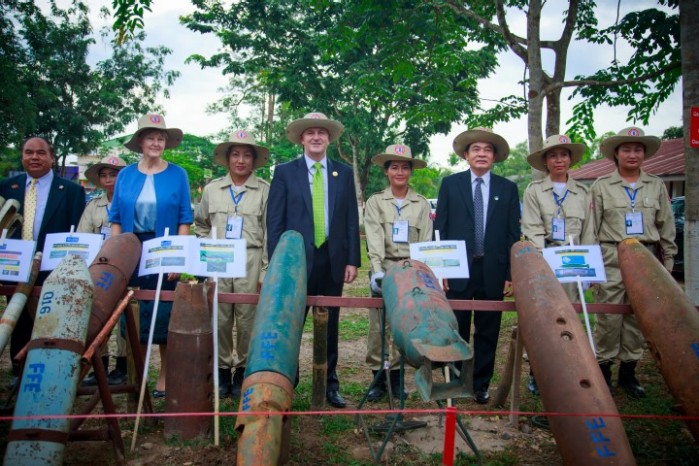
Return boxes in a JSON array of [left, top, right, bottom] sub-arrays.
[[680, 0, 699, 304], [266, 93, 275, 143], [527, 0, 546, 181], [545, 88, 562, 137]]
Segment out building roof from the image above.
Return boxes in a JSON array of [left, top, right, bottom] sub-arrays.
[[569, 138, 685, 180]]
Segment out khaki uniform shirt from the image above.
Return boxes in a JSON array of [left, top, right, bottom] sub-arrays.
[[581, 170, 677, 269], [194, 173, 270, 281], [364, 187, 433, 274], [522, 175, 589, 249], [77, 193, 110, 234]]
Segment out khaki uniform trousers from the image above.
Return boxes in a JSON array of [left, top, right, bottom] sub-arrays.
[[366, 261, 405, 371], [218, 246, 263, 369], [594, 242, 645, 363]]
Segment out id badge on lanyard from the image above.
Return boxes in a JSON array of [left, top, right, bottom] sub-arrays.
[[552, 217, 565, 241], [624, 187, 644, 235], [392, 220, 409, 243], [100, 225, 112, 241], [226, 186, 245, 239], [226, 215, 244, 239], [551, 190, 568, 241]]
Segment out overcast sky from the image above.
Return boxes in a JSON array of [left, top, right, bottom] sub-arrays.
[[79, 0, 681, 168]]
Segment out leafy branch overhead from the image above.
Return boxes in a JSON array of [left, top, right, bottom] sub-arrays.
[[112, 0, 153, 45]]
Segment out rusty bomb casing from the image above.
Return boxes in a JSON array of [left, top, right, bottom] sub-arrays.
[[4, 254, 93, 466], [382, 259, 473, 402], [618, 238, 699, 442], [86, 233, 141, 347], [164, 281, 213, 441], [236, 230, 307, 466], [511, 241, 635, 465]]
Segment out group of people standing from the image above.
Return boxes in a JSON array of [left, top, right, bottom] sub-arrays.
[[1, 110, 676, 408]]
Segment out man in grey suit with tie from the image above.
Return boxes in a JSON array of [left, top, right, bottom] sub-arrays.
[[0, 137, 85, 383], [266, 112, 361, 408], [434, 128, 520, 405]]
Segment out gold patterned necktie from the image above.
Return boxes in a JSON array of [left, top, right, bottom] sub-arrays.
[[22, 178, 38, 241], [312, 162, 325, 247]]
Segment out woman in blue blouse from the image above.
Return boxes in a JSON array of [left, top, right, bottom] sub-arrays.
[[111, 113, 193, 398]]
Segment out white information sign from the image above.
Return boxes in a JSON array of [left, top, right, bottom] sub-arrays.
[[41, 232, 102, 271], [409, 240, 469, 279], [138, 236, 247, 278], [197, 239, 246, 278], [541, 245, 607, 283], [0, 239, 36, 282]]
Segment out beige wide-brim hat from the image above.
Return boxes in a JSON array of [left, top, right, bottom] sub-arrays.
[[213, 130, 270, 169], [286, 112, 344, 144], [371, 144, 427, 169], [452, 127, 510, 162], [600, 127, 661, 161], [124, 113, 183, 152], [526, 134, 586, 171], [85, 156, 127, 187]]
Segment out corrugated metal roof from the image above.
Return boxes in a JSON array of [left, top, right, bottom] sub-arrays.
[[569, 138, 685, 180]]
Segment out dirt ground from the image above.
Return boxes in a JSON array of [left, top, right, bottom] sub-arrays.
[[0, 299, 695, 465]]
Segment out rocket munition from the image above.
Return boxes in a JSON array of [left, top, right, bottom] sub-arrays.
[[4, 254, 93, 466], [618, 238, 699, 442], [511, 241, 635, 465], [235, 230, 307, 466], [382, 259, 473, 402]]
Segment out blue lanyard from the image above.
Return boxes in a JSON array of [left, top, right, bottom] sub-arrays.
[[624, 187, 639, 211], [552, 190, 569, 217], [394, 203, 406, 218], [229, 186, 245, 214]]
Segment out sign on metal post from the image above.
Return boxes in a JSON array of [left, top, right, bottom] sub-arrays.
[[691, 106, 699, 148]]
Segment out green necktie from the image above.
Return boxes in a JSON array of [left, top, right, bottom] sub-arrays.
[[312, 162, 325, 247]]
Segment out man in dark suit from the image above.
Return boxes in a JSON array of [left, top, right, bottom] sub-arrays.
[[0, 137, 86, 380], [434, 128, 520, 405], [267, 112, 361, 408]]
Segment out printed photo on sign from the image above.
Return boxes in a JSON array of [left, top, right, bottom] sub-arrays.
[[409, 240, 469, 279], [541, 245, 606, 283], [138, 236, 191, 276], [197, 239, 246, 278], [137, 235, 248, 278], [41, 232, 102, 271], [0, 239, 36, 282]]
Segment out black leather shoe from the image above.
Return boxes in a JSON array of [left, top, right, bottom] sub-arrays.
[[152, 389, 166, 399], [218, 368, 232, 398], [107, 368, 128, 385], [618, 361, 646, 399], [475, 391, 490, 405], [326, 390, 347, 408], [81, 372, 98, 387], [366, 385, 386, 402]]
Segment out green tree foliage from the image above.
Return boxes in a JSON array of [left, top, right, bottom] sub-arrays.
[[182, 0, 499, 201], [0, 0, 178, 175], [662, 126, 683, 140], [442, 1, 680, 164], [491, 141, 531, 197]]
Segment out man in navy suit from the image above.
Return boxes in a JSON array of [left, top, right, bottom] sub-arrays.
[[0, 137, 85, 380], [434, 128, 520, 405], [267, 112, 361, 408]]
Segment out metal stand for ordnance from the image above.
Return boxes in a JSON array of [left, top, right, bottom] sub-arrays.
[[311, 306, 328, 410], [355, 306, 480, 465], [69, 290, 151, 465]]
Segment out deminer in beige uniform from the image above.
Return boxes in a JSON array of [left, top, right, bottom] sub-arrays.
[[522, 134, 588, 296], [194, 130, 270, 398], [522, 134, 588, 395], [364, 144, 432, 401], [78, 155, 128, 386], [581, 127, 676, 398]]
